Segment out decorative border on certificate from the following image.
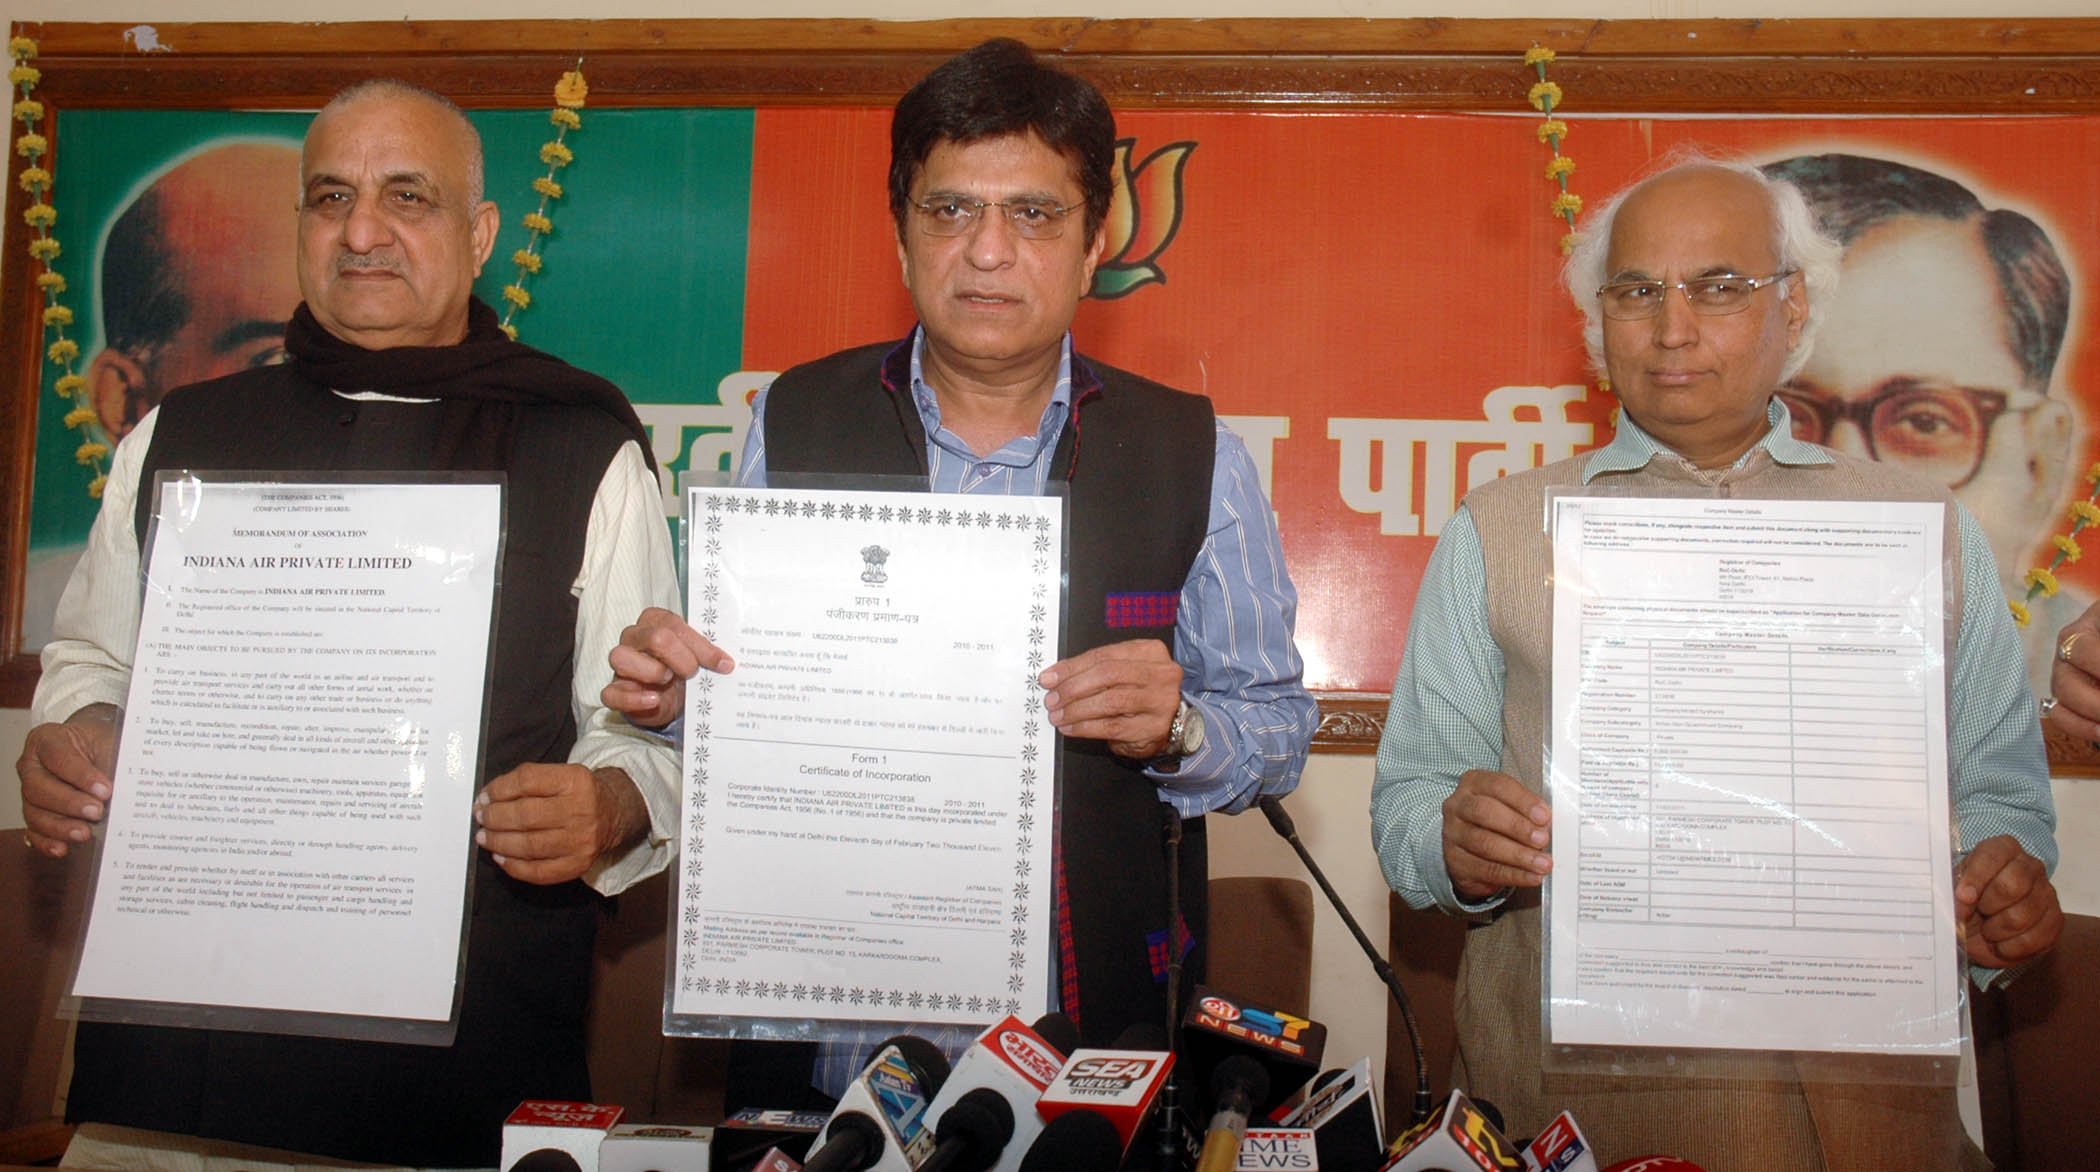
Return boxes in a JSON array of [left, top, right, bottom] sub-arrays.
[[668, 487, 1062, 1033]]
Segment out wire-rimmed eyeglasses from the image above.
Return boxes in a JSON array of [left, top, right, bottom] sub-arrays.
[[908, 195, 1077, 240], [1597, 270, 1797, 321]]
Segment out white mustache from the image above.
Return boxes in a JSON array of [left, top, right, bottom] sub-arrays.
[[335, 254, 402, 274]]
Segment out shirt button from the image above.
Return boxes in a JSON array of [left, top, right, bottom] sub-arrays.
[[976, 464, 997, 478]]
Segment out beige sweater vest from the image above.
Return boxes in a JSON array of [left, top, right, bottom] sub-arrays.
[[1455, 442, 1981, 1171]]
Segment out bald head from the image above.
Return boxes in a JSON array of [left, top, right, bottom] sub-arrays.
[[309, 79, 485, 205], [89, 140, 302, 439]]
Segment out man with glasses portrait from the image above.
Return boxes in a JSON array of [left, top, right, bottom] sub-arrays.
[[1766, 153, 2078, 694]]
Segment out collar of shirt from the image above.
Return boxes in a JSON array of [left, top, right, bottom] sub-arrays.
[[1581, 395, 1832, 485], [907, 327, 1087, 493]]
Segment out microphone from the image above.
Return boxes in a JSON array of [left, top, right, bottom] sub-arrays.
[[1192, 1054, 1269, 1172], [1015, 1110, 1123, 1172], [1180, 986, 1326, 1119], [1520, 1110, 1598, 1172], [1279, 1060, 1384, 1172], [918, 1087, 1016, 1172], [1259, 794, 1433, 1125], [924, 1013, 1073, 1172], [1384, 1088, 1523, 1172], [1035, 1023, 1177, 1156], [801, 1036, 953, 1172]]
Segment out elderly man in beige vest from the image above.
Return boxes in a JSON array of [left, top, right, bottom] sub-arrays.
[[1371, 158, 2062, 1170]]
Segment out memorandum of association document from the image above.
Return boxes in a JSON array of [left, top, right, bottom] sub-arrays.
[[71, 477, 501, 1036], [1547, 495, 1959, 1056]]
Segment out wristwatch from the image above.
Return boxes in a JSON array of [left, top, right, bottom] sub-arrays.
[[1154, 697, 1206, 771]]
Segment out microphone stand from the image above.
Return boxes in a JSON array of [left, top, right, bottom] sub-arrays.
[[1258, 795, 1434, 1125], [1158, 802, 1185, 1169]]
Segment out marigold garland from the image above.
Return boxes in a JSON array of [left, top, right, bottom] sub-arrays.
[[1524, 45, 1582, 257], [2012, 462, 2100, 626], [500, 61, 588, 341], [8, 36, 106, 498]]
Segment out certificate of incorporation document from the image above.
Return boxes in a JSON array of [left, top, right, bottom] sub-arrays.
[[667, 485, 1062, 1035], [1546, 495, 1959, 1056]]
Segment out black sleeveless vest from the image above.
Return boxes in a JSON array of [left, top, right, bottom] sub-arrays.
[[69, 363, 631, 1167], [765, 338, 1214, 1047]]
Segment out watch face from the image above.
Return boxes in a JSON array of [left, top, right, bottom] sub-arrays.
[[1180, 703, 1206, 754]]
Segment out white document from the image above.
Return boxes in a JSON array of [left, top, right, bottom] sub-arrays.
[[71, 477, 502, 1034], [669, 486, 1062, 1032], [1546, 496, 1958, 1055]]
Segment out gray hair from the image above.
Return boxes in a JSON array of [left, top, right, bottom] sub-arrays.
[[312, 78, 485, 206], [1563, 153, 1842, 384]]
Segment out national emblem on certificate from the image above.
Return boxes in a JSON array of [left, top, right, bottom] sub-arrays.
[[667, 485, 1064, 1035]]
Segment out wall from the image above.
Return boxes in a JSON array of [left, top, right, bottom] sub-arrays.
[[6, 0, 2097, 1130]]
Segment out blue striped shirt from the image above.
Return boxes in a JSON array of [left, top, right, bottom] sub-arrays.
[[1369, 400, 2057, 985], [744, 331, 1316, 1095]]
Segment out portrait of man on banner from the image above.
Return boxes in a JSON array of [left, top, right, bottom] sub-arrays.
[[1766, 150, 2085, 693]]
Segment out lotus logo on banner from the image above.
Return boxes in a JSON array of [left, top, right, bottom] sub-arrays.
[[1091, 137, 1196, 299]]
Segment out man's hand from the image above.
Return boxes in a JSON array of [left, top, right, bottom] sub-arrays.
[[1038, 639, 1184, 760], [2046, 601, 2100, 740], [1442, 769, 1551, 902], [474, 763, 649, 885], [1955, 834, 2063, 970], [16, 703, 121, 858], [602, 606, 734, 728]]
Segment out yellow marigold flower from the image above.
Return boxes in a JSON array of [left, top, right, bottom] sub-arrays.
[[499, 322, 519, 341], [15, 131, 47, 157], [13, 98, 43, 122], [8, 37, 38, 60], [88, 474, 108, 499], [29, 236, 60, 260], [63, 405, 95, 428], [2073, 501, 2100, 527], [23, 201, 55, 227], [1545, 156, 1576, 181], [2026, 567, 2061, 598], [2085, 461, 2100, 486], [1551, 192, 1584, 217], [550, 107, 581, 130], [18, 164, 49, 191], [42, 304, 71, 327], [1536, 119, 1569, 143], [513, 248, 542, 273], [501, 284, 531, 309], [35, 270, 63, 293], [47, 337, 78, 364], [2009, 598, 2031, 628], [1523, 46, 1557, 66], [554, 70, 589, 110], [532, 176, 564, 200], [75, 440, 108, 465], [55, 372, 84, 395], [2054, 534, 2084, 564], [8, 64, 38, 87], [1527, 81, 1563, 112], [540, 141, 574, 168], [1559, 231, 1580, 256], [522, 212, 554, 234]]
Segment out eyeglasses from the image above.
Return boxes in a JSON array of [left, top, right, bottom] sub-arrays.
[[1597, 270, 1797, 321], [908, 195, 1077, 240], [1776, 379, 2043, 489]]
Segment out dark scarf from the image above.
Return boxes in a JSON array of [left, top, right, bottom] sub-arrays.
[[286, 296, 650, 466]]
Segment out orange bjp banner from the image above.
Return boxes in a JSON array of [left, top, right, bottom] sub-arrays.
[[745, 109, 2100, 698]]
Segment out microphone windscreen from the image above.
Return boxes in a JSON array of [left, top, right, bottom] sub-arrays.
[[1472, 1096, 1506, 1137], [1111, 1021, 1169, 1051], [1017, 1111, 1122, 1172], [874, 1034, 954, 1099], [1029, 1012, 1079, 1057], [1211, 1054, 1270, 1110], [937, 1087, 1016, 1162]]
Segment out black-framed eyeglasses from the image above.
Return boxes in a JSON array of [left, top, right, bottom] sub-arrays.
[[1777, 379, 2043, 489], [908, 195, 1077, 240], [1597, 270, 1797, 321]]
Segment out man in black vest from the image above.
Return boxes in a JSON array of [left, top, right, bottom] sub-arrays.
[[18, 80, 680, 1166], [604, 38, 1317, 1093]]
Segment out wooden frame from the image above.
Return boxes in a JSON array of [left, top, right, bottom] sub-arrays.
[[7, 18, 2100, 757]]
